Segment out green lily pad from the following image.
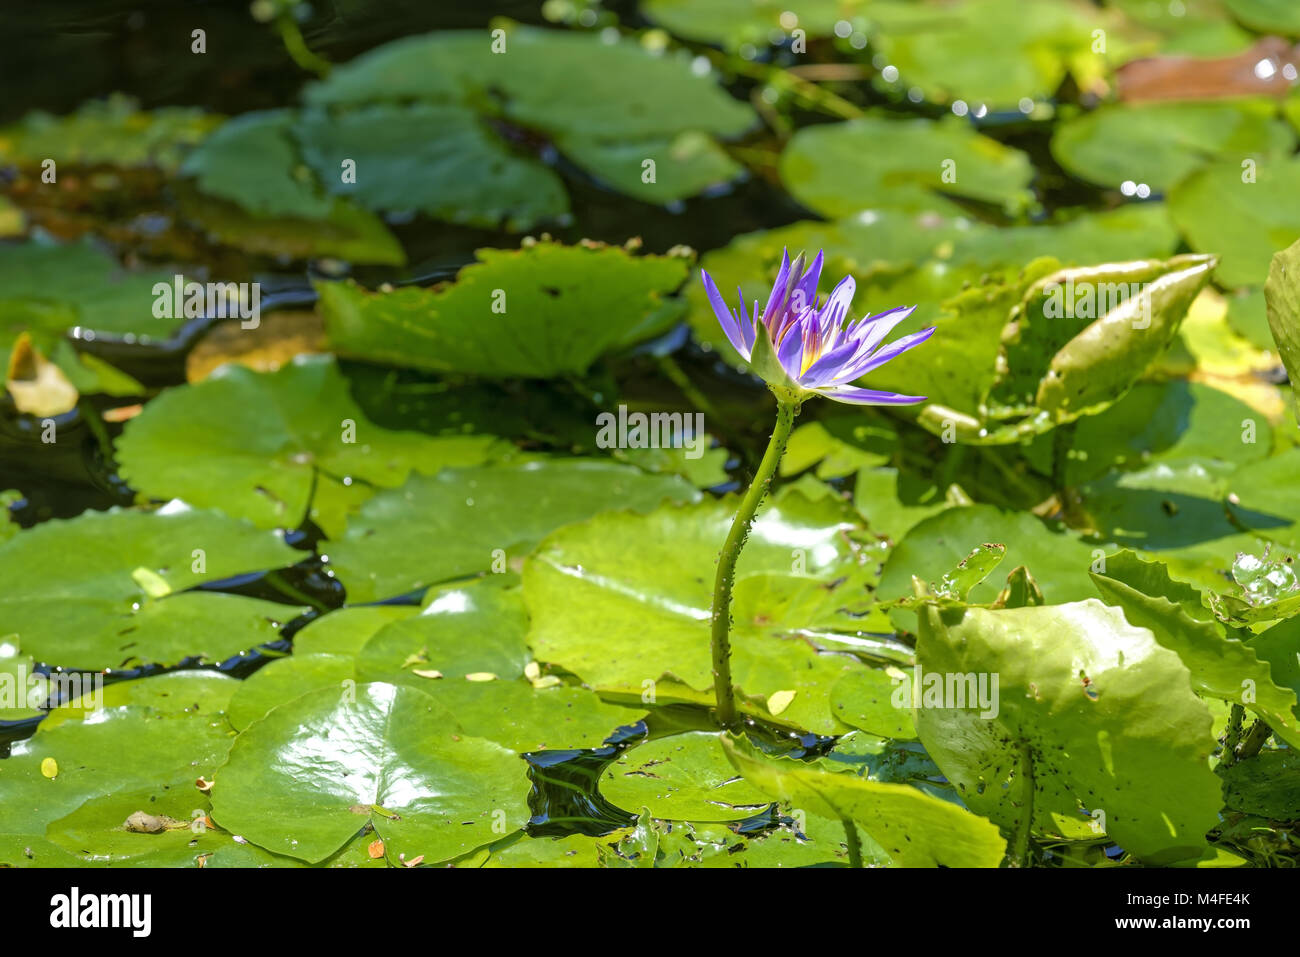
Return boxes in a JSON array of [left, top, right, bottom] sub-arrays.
[[780, 114, 1036, 219], [642, 0, 850, 50], [116, 356, 503, 536], [866, 0, 1105, 109], [326, 459, 699, 602], [0, 673, 237, 867], [228, 653, 356, 732], [878, 505, 1100, 627], [298, 24, 755, 225], [830, 667, 917, 739], [1219, 750, 1300, 819], [854, 467, 953, 542], [599, 731, 772, 821], [0, 93, 219, 172], [1051, 98, 1294, 193], [722, 734, 1007, 867], [315, 240, 689, 378], [1169, 155, 1300, 288], [1092, 551, 1300, 747], [1226, 448, 1300, 548], [525, 491, 888, 734], [0, 637, 44, 722], [210, 682, 531, 864], [0, 505, 306, 669], [1222, 0, 1300, 33], [915, 599, 1222, 863], [1265, 238, 1300, 417], [291, 604, 419, 656]]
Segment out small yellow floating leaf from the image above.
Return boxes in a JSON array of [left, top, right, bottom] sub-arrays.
[[411, 669, 443, 680], [767, 690, 797, 716], [524, 661, 541, 681], [465, 672, 497, 682], [40, 757, 58, 779], [131, 566, 172, 599]]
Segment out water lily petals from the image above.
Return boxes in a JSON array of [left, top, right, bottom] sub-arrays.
[[819, 385, 928, 406]]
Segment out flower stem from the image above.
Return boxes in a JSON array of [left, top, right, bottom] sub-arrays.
[[710, 396, 799, 728], [842, 818, 864, 868]]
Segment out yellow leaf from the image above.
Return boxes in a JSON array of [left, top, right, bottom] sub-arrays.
[[40, 757, 58, 779], [767, 690, 797, 716]]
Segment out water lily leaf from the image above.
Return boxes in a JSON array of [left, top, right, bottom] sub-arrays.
[[474, 831, 611, 868], [210, 682, 531, 864], [1222, 0, 1300, 34], [1169, 155, 1300, 287], [642, 0, 852, 49], [830, 668, 917, 739], [293, 102, 567, 230], [116, 355, 503, 536], [1080, 458, 1241, 552], [780, 114, 1036, 219], [557, 130, 744, 204], [995, 255, 1218, 425], [1265, 238, 1300, 417], [1219, 749, 1300, 819], [1051, 98, 1294, 193], [327, 459, 698, 602], [0, 93, 219, 172], [291, 604, 418, 656], [228, 653, 356, 732], [853, 467, 953, 542], [526, 492, 888, 734], [0, 673, 237, 867], [182, 110, 334, 220], [316, 240, 689, 378], [1092, 551, 1300, 747], [1226, 448, 1300, 548], [599, 731, 771, 822], [915, 599, 1222, 863], [0, 505, 305, 669], [297, 24, 755, 224], [0, 638, 42, 722], [865, 0, 1107, 109], [0, 237, 184, 343], [878, 505, 1099, 627], [722, 734, 1007, 867]]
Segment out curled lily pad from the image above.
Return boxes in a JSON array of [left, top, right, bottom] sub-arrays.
[[0, 505, 305, 669], [914, 599, 1222, 864], [210, 682, 532, 864], [116, 355, 504, 536], [722, 734, 1007, 867], [316, 240, 688, 378], [1265, 238, 1300, 418]]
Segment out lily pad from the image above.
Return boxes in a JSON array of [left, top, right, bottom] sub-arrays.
[[1051, 98, 1294, 193], [1222, 0, 1300, 34], [722, 734, 1007, 867], [780, 114, 1036, 219], [315, 240, 689, 378], [877, 505, 1099, 626], [525, 491, 888, 734], [298, 24, 756, 224], [0, 505, 306, 669], [866, 0, 1106, 109], [915, 599, 1222, 863], [1168, 155, 1300, 288], [599, 731, 772, 821], [326, 459, 699, 602], [210, 682, 532, 864], [116, 355, 504, 536], [291, 604, 418, 656], [0, 93, 219, 171]]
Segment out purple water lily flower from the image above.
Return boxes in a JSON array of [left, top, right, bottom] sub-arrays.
[[701, 248, 935, 405]]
